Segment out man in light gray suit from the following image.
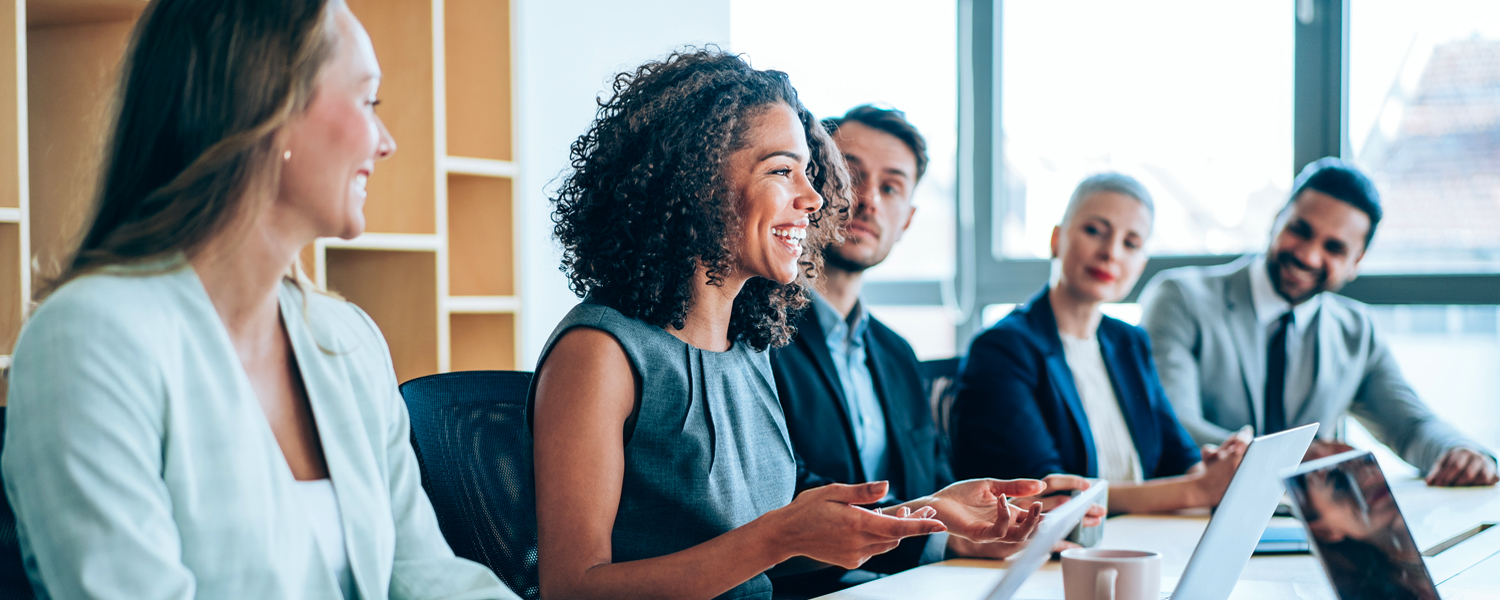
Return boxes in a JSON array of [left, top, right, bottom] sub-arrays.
[[1140, 157, 1497, 487]]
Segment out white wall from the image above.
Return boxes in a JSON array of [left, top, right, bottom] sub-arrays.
[[514, 0, 731, 367]]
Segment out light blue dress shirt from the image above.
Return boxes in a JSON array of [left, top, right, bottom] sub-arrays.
[[811, 293, 889, 483]]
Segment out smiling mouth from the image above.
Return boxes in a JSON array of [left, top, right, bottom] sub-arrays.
[[771, 226, 806, 253], [354, 173, 369, 197]]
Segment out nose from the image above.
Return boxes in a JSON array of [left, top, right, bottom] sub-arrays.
[[1291, 238, 1321, 270], [852, 172, 878, 216], [795, 170, 823, 214], [375, 115, 397, 160]]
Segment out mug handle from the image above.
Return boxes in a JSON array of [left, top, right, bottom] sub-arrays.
[[1095, 567, 1118, 600]]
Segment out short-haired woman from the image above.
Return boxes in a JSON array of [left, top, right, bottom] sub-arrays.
[[952, 173, 1247, 514], [2, 1, 516, 597], [531, 48, 1046, 600]]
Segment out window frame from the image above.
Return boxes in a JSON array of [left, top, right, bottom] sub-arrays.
[[861, 0, 1500, 354]]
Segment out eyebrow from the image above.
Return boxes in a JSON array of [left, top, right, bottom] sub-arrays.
[[759, 150, 804, 162], [843, 154, 910, 181]]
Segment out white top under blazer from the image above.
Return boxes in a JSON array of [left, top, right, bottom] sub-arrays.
[[2, 258, 516, 600]]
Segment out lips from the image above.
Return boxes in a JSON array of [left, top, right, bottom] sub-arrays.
[[845, 219, 879, 241], [771, 224, 807, 255], [1085, 266, 1115, 283]]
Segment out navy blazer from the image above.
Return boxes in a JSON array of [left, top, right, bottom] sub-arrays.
[[951, 287, 1201, 481], [769, 305, 952, 582]]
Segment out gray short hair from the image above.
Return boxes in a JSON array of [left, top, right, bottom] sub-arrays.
[[1061, 172, 1155, 225]]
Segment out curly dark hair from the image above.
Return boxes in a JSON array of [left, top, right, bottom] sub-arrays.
[[552, 47, 851, 351]]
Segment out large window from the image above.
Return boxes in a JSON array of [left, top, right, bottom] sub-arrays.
[[730, 0, 957, 282], [999, 2, 1293, 259], [1349, 0, 1500, 272]]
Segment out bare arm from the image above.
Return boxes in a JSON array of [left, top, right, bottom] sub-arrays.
[[1105, 437, 1248, 514], [532, 328, 945, 600]]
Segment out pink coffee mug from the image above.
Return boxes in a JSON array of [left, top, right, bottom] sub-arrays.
[[1060, 548, 1161, 600]]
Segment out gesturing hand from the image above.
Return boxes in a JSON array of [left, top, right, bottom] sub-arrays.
[[1426, 448, 1499, 487], [765, 482, 947, 570], [912, 478, 1045, 543], [1009, 474, 1107, 528]]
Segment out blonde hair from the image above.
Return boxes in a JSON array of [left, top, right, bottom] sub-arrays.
[[39, 0, 340, 300]]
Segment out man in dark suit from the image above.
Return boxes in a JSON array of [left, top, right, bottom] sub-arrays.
[[769, 106, 1095, 595]]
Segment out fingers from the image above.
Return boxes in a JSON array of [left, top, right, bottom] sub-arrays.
[[1426, 452, 1455, 486], [856, 509, 947, 539], [1037, 495, 1070, 512], [987, 478, 1047, 498], [1459, 455, 1487, 486], [1081, 503, 1107, 528], [1041, 474, 1090, 493], [811, 481, 890, 505]]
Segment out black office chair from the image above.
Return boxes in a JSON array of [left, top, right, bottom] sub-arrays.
[[400, 371, 539, 600], [919, 358, 962, 440], [0, 408, 36, 599]]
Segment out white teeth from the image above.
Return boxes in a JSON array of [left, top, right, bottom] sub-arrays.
[[772, 227, 806, 243], [354, 173, 368, 192]]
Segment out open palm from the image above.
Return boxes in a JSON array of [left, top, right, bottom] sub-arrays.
[[924, 478, 1046, 543]]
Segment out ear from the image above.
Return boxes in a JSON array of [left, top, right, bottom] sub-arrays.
[[1050, 225, 1062, 259], [899, 205, 916, 234]]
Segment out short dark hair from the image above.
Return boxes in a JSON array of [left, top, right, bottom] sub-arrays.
[[1283, 157, 1383, 248], [822, 104, 929, 182]]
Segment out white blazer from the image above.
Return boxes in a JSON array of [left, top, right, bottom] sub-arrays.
[[2, 259, 517, 600]]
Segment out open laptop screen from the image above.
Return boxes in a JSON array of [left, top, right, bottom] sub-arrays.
[[1285, 451, 1439, 600]]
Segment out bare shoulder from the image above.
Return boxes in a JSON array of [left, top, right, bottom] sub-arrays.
[[533, 327, 637, 425]]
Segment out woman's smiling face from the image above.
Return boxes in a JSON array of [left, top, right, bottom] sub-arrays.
[[726, 103, 825, 285]]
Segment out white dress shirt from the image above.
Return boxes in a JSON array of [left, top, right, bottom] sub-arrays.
[[1060, 332, 1145, 483], [1248, 257, 1323, 432]]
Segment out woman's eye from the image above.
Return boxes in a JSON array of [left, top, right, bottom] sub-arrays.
[[771, 168, 793, 177]]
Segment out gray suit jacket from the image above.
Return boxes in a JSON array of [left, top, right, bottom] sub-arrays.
[[1138, 255, 1484, 474]]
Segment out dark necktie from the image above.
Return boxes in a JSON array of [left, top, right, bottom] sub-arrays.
[[1264, 312, 1293, 434]]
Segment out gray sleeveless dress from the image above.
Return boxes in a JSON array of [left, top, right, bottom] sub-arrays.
[[526, 300, 797, 599]]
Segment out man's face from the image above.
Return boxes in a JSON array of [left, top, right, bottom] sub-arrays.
[[823, 122, 918, 272], [1265, 189, 1371, 304]]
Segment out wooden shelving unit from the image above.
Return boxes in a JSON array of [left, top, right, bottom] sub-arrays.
[[0, 0, 521, 393]]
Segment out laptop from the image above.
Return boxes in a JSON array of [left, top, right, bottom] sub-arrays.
[[981, 479, 1110, 600], [985, 423, 1317, 600], [1284, 450, 1500, 600]]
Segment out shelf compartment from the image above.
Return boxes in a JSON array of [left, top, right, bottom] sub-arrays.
[[444, 0, 511, 162], [449, 312, 515, 371], [26, 15, 134, 289], [447, 174, 512, 296], [26, 0, 146, 28], [326, 248, 438, 384], [0, 0, 19, 210], [346, 0, 435, 235], [0, 222, 20, 357], [446, 295, 518, 313]]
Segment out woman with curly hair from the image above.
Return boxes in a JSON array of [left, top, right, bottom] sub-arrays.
[[528, 48, 1046, 600]]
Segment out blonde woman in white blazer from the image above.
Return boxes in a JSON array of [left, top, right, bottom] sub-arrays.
[[1, 1, 517, 598]]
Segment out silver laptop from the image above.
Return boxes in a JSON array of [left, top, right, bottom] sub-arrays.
[[986, 423, 1317, 600], [1285, 450, 1500, 600]]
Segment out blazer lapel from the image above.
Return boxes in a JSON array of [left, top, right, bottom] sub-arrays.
[[280, 287, 378, 600], [794, 310, 863, 476], [864, 327, 915, 496], [1294, 305, 1339, 427], [1098, 332, 1152, 468], [1029, 294, 1099, 477], [1225, 264, 1267, 432]]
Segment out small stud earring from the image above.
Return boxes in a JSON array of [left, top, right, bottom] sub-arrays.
[[283, 150, 292, 161]]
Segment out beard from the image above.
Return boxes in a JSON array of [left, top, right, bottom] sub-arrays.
[[823, 244, 875, 274], [1266, 251, 1331, 304]]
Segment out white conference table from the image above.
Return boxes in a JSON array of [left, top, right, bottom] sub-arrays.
[[817, 477, 1500, 600]]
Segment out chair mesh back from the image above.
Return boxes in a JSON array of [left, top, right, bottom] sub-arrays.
[[400, 371, 538, 600], [0, 409, 37, 599], [920, 358, 962, 439]]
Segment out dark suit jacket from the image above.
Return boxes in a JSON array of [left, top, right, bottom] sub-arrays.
[[769, 305, 953, 583], [952, 287, 1201, 481]]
